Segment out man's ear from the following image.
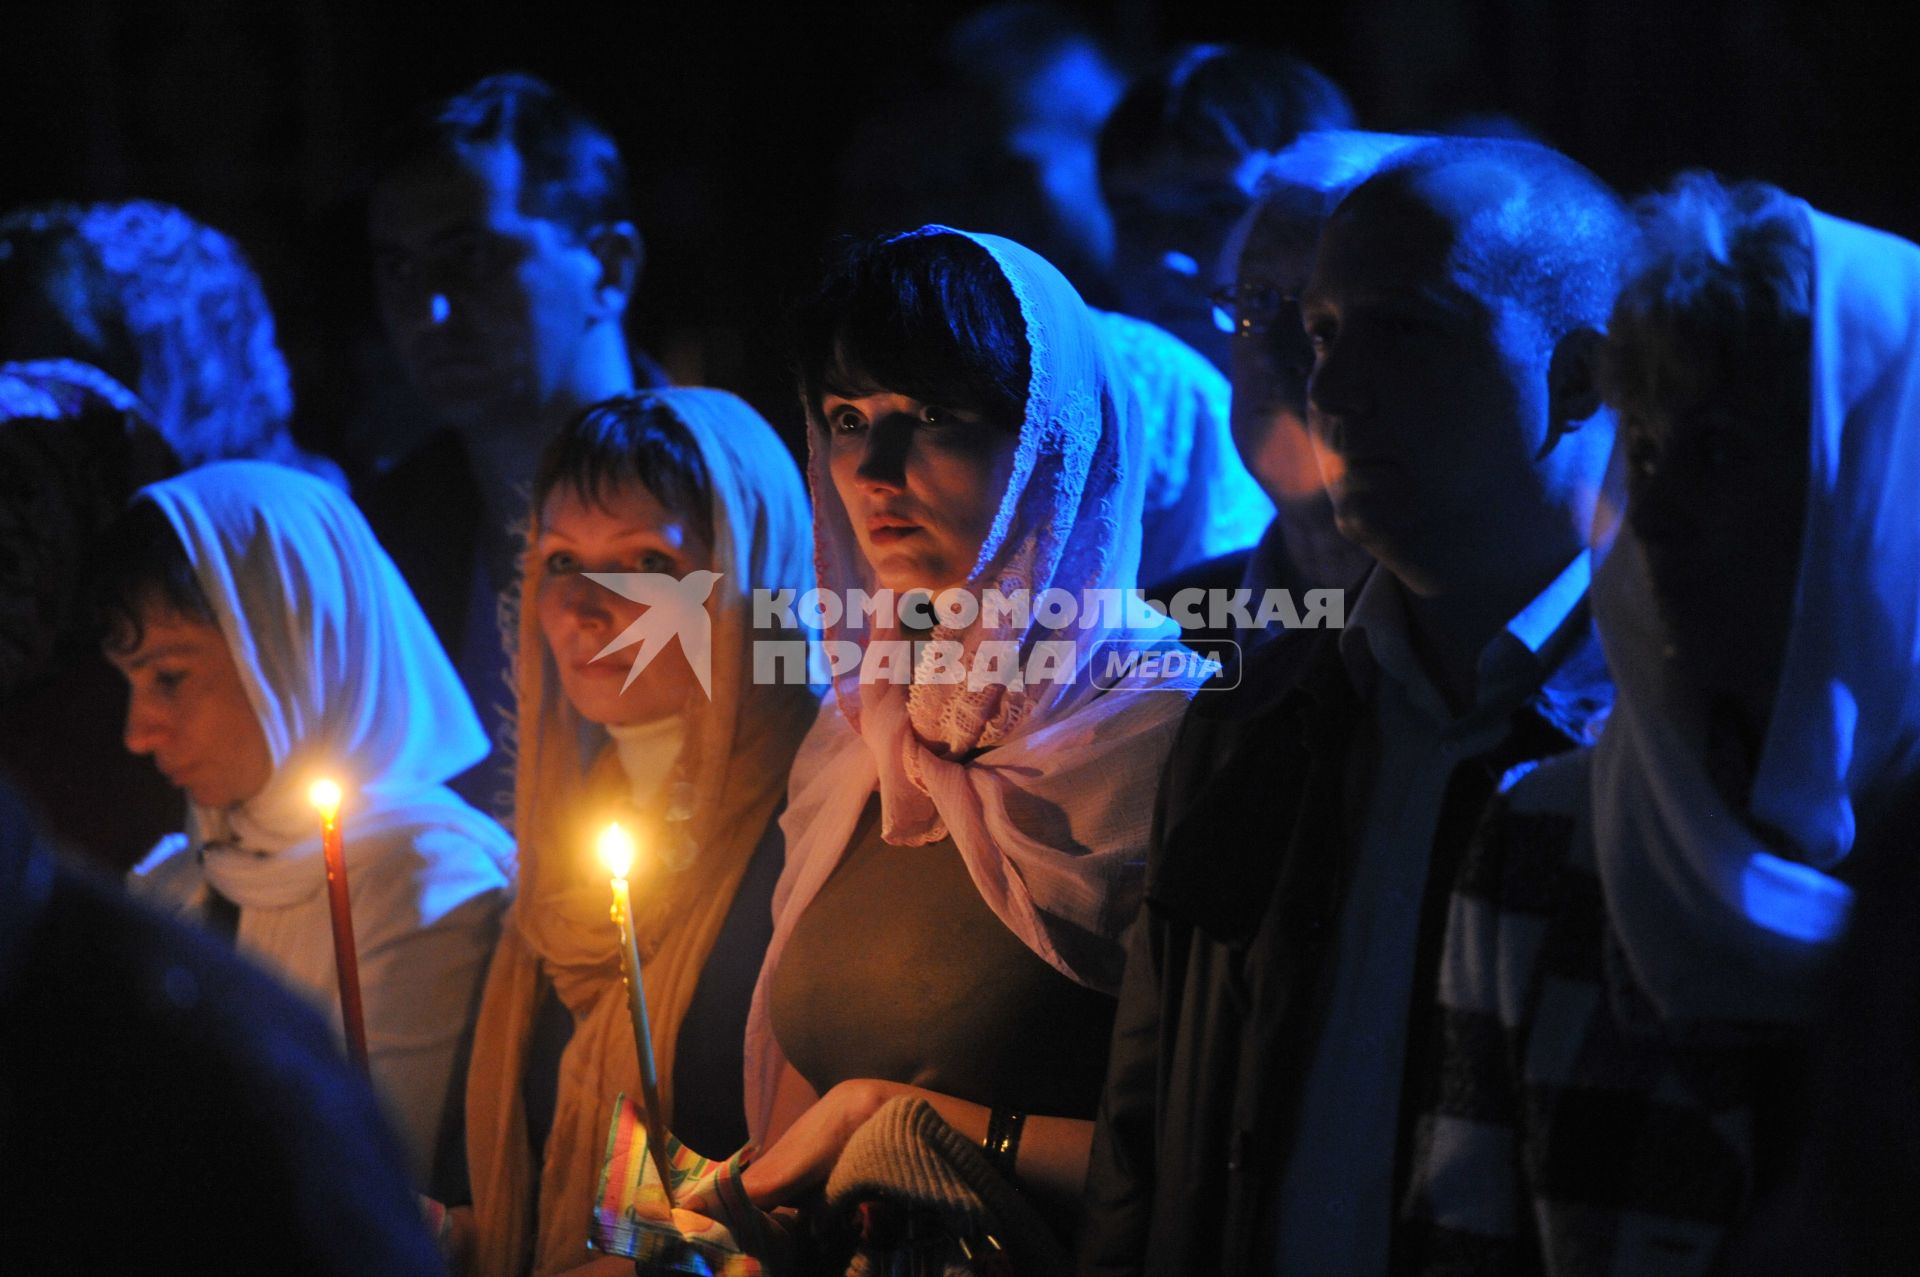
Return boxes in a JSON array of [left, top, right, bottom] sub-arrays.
[[1539, 326, 1606, 459], [586, 221, 642, 317]]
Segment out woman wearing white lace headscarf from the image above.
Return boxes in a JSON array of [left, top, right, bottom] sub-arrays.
[[1402, 176, 1920, 1273], [710, 227, 1198, 1249], [113, 461, 512, 1183]]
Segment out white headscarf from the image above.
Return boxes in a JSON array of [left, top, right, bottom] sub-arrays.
[[746, 226, 1199, 1140], [1087, 308, 1273, 581], [133, 460, 511, 903], [1591, 207, 1920, 1023]]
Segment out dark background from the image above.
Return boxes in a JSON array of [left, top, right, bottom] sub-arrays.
[[4, 0, 1908, 475]]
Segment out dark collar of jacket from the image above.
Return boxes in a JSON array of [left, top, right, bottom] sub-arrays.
[[1146, 582, 1614, 949]]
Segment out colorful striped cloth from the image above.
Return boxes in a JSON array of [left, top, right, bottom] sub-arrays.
[[592, 1093, 764, 1275]]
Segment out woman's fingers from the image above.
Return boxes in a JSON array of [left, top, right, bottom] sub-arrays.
[[667, 1205, 722, 1234]]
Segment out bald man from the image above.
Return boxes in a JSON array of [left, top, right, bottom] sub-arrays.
[[1082, 140, 1630, 1276]]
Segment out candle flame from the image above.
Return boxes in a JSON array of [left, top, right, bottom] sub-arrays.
[[308, 778, 343, 819], [598, 822, 636, 880]]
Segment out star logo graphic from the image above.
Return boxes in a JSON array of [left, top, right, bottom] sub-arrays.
[[584, 571, 722, 698]]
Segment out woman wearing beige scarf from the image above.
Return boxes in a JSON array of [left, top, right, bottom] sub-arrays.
[[460, 389, 817, 1277]]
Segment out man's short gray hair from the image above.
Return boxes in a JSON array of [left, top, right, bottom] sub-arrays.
[[1602, 172, 1813, 423]]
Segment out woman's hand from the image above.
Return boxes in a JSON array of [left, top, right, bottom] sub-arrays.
[[690, 1077, 905, 1213]]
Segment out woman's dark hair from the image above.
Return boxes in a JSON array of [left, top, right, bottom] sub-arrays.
[[368, 72, 632, 241], [1098, 45, 1355, 177], [95, 498, 214, 655], [790, 231, 1031, 429], [532, 394, 714, 541], [1603, 173, 1813, 422]]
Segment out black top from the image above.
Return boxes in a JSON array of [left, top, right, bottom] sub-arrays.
[[358, 430, 512, 820], [668, 806, 785, 1156], [534, 808, 785, 1159], [440, 805, 785, 1206], [771, 795, 1117, 1121]]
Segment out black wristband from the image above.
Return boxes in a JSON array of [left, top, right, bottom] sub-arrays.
[[981, 1107, 1026, 1177]]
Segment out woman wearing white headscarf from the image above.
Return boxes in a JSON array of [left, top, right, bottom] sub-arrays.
[[700, 227, 1198, 1258], [112, 461, 512, 1183], [1400, 176, 1920, 1273], [459, 390, 818, 1277]]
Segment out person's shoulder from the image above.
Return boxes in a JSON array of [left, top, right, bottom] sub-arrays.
[[1146, 547, 1252, 605], [1497, 748, 1593, 815], [126, 833, 202, 904], [1152, 626, 1350, 847], [6, 860, 442, 1275], [1144, 629, 1347, 845], [1090, 309, 1224, 386], [18, 860, 380, 1141], [409, 821, 513, 911], [1188, 624, 1347, 726], [1453, 748, 1593, 913], [407, 816, 513, 878], [46, 858, 338, 1056], [349, 814, 512, 938]]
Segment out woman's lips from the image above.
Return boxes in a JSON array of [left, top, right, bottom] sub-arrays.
[[866, 517, 922, 545]]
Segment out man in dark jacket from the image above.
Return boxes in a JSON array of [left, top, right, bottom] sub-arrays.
[[361, 73, 667, 818], [1080, 139, 1629, 1275]]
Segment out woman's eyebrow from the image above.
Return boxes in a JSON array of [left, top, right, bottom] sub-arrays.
[[539, 525, 683, 551], [122, 641, 199, 671]]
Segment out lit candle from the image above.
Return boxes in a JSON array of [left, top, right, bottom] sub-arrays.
[[309, 779, 369, 1072], [598, 822, 675, 1203]]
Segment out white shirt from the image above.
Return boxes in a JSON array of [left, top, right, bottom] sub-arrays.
[[606, 715, 686, 812], [1274, 552, 1591, 1275]]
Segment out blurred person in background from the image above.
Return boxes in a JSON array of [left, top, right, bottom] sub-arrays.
[[0, 359, 178, 868], [0, 199, 340, 483], [833, 4, 1129, 303], [1154, 132, 1425, 622], [1100, 45, 1354, 369], [361, 72, 667, 819]]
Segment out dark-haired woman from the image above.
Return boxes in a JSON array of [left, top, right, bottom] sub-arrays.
[[458, 389, 817, 1277], [111, 462, 512, 1184], [689, 227, 1197, 1266]]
